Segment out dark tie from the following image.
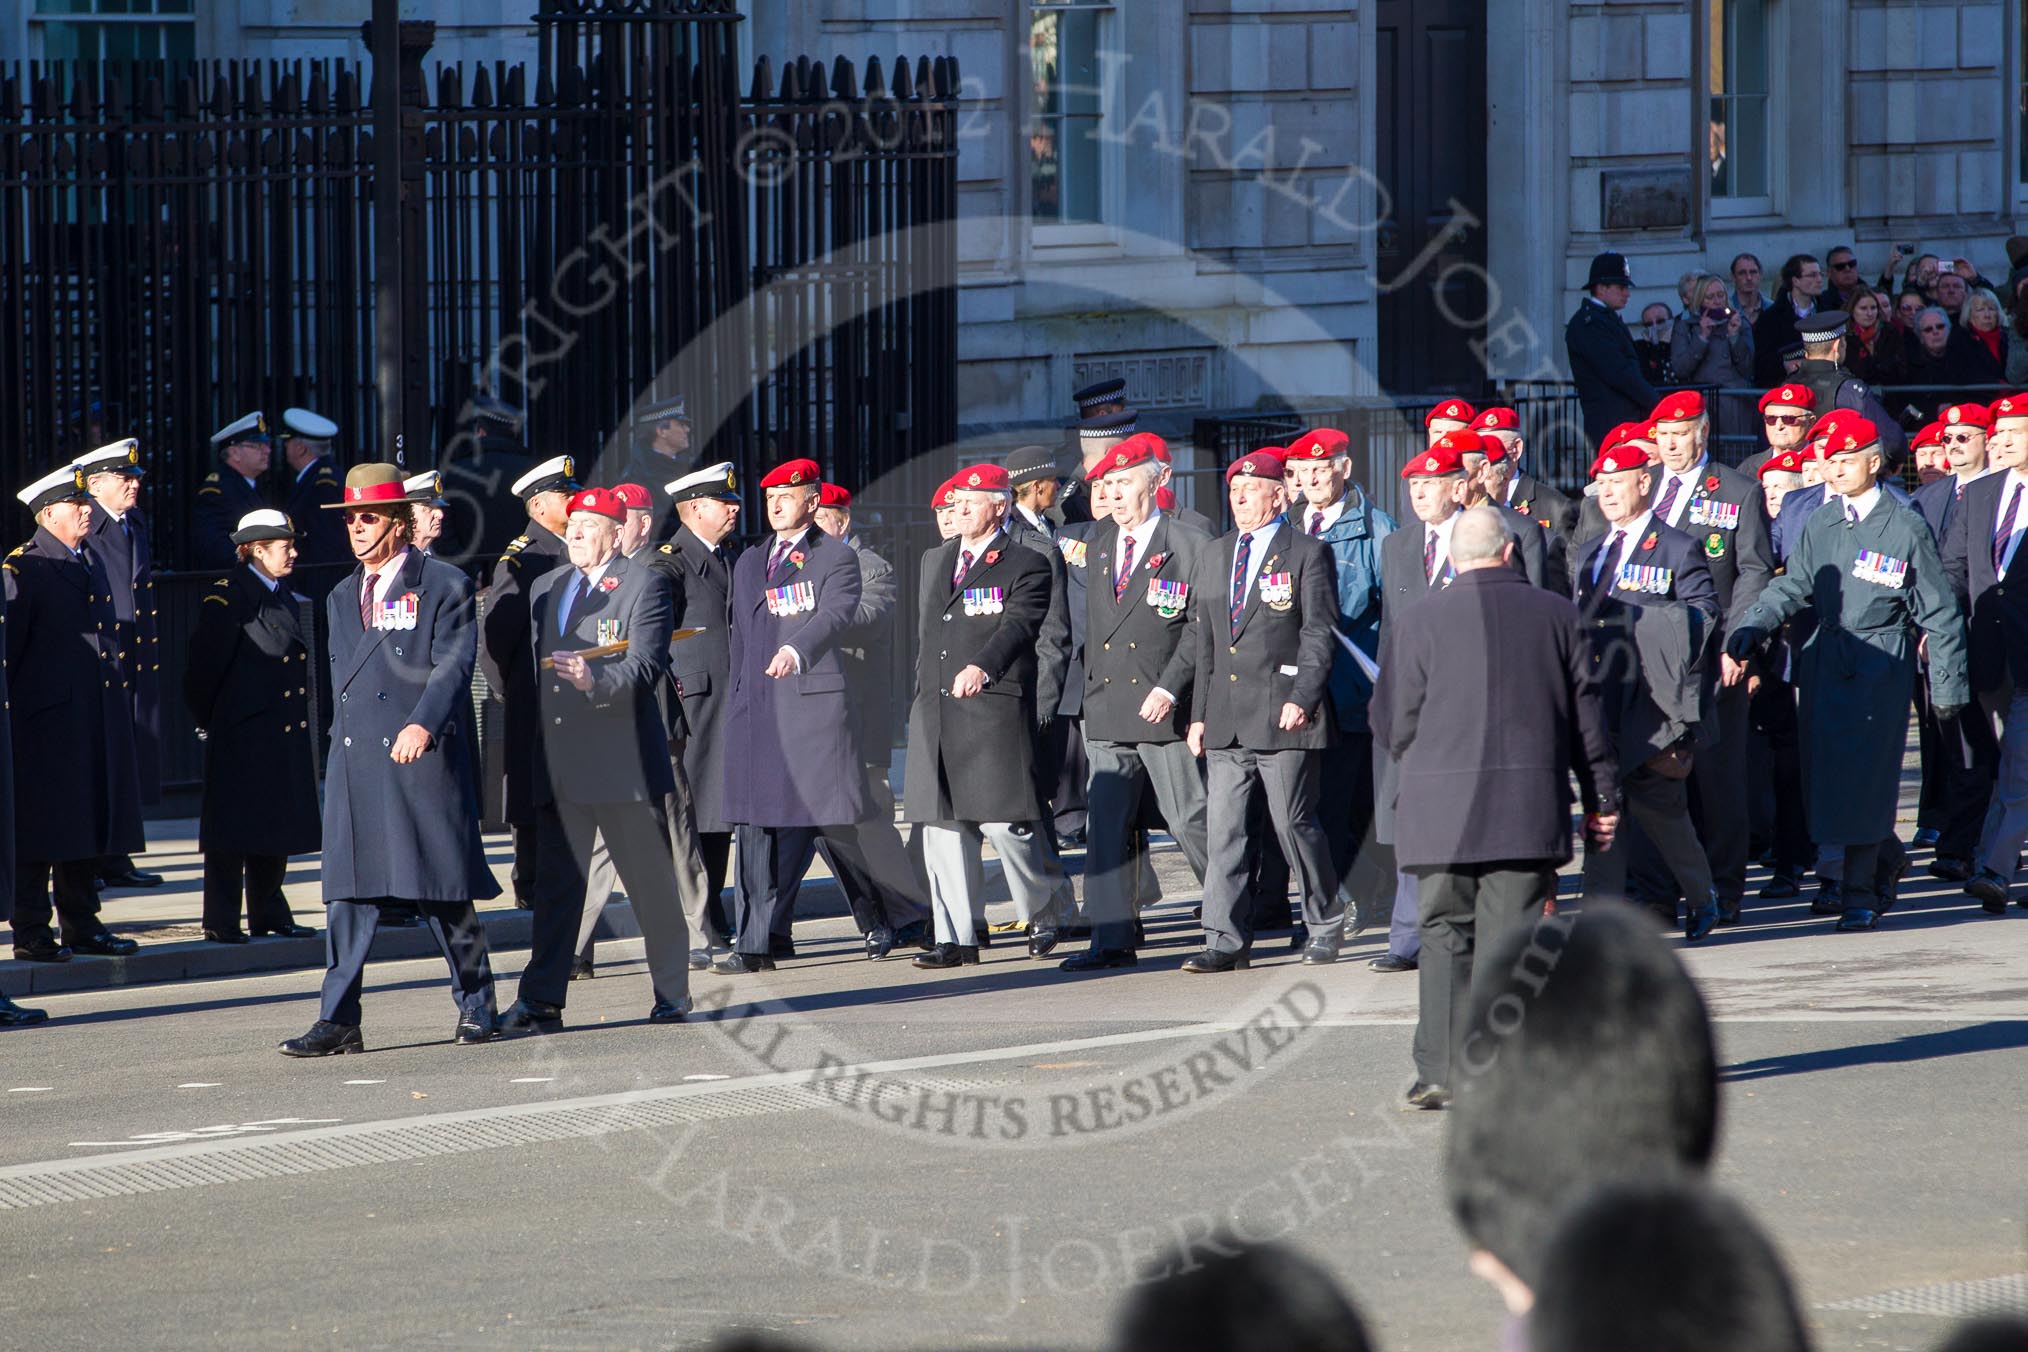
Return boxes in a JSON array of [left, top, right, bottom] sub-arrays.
[[1655, 475, 1682, 523], [359, 571, 377, 630], [1846, 503, 1859, 525], [1230, 532, 1253, 637], [1309, 510, 1324, 536], [767, 539, 788, 578], [1997, 484, 2023, 573], [954, 549, 974, 590], [1594, 530, 1625, 590], [1115, 535, 1135, 600], [1423, 528, 1437, 581], [557, 573, 583, 634]]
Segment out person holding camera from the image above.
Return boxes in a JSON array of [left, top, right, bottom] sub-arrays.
[[1670, 274, 1754, 387]]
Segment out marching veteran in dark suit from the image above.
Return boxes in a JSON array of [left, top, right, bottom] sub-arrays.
[[479, 455, 576, 908], [902, 463, 1060, 967], [5, 465, 143, 964], [191, 412, 274, 571], [280, 464, 501, 1056], [1370, 505, 1618, 1111], [1734, 415, 1968, 931], [1565, 252, 1659, 451], [183, 509, 320, 944], [719, 457, 867, 973], [1185, 450, 1343, 971], [1472, 406, 1577, 543], [1573, 428, 1723, 940], [495, 487, 693, 1032], [1059, 437, 1212, 972], [1457, 430, 1566, 593], [79, 437, 166, 888]]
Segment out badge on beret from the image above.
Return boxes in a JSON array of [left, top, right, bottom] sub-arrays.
[[1240, 459, 1256, 475], [1424, 455, 1438, 472]]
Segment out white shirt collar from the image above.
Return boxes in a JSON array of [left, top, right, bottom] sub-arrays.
[[1118, 509, 1161, 554], [1605, 510, 1654, 550], [363, 546, 410, 587], [1842, 485, 1883, 521], [1303, 494, 1349, 534], [574, 556, 615, 588]]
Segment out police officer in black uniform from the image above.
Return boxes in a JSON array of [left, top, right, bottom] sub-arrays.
[[1790, 311, 1907, 467], [192, 412, 273, 571], [1565, 252, 1660, 452], [612, 395, 696, 534]]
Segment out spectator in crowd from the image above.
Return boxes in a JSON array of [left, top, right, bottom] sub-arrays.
[[1754, 254, 1826, 385], [1906, 252, 1943, 300], [1633, 302, 1676, 387], [1958, 287, 2009, 384], [1906, 306, 1972, 386], [1935, 267, 1970, 320], [1529, 1179, 1814, 1352], [1565, 251, 1659, 450], [1844, 288, 1906, 385], [1728, 251, 1766, 324], [1875, 243, 1913, 296], [1826, 243, 1870, 309], [1113, 1240, 1374, 1352], [1896, 288, 1929, 334], [2007, 275, 2028, 386], [1671, 273, 1754, 386]]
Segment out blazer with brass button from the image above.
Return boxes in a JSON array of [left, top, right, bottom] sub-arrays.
[[1190, 523, 1338, 752], [181, 564, 321, 857], [479, 522, 567, 826], [647, 526, 740, 832], [3, 528, 144, 863], [902, 530, 1054, 824], [88, 505, 162, 801], [322, 547, 499, 903], [1081, 513, 1211, 744]]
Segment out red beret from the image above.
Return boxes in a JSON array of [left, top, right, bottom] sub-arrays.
[[1911, 422, 1944, 450], [1992, 392, 2028, 422], [611, 482, 651, 510], [567, 486, 627, 522], [1087, 435, 1158, 481], [1285, 427, 1352, 461], [1143, 432, 1172, 464], [1941, 401, 1992, 431], [1649, 389, 1705, 423], [1468, 406, 1519, 433], [1227, 450, 1287, 483], [1402, 440, 1468, 478], [1425, 399, 1476, 428], [818, 482, 853, 507], [1589, 443, 1652, 478], [932, 476, 959, 508], [1758, 383, 1816, 413], [1603, 420, 1659, 455], [1155, 485, 1177, 511], [951, 463, 1010, 493], [1816, 415, 1880, 456], [759, 457, 821, 489], [1759, 449, 1808, 478]]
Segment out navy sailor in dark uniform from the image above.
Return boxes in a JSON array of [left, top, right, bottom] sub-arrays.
[[192, 412, 273, 571], [182, 510, 320, 943], [278, 407, 347, 576], [280, 464, 501, 1055]]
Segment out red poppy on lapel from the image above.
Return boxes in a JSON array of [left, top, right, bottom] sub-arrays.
[[1640, 533, 1658, 551], [984, 550, 1001, 566], [1703, 474, 1720, 492], [597, 576, 620, 593], [1145, 552, 1166, 571], [788, 551, 806, 568]]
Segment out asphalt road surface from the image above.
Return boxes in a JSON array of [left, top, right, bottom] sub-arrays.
[[3, 859, 2026, 1352]]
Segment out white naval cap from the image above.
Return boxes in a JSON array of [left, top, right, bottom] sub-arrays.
[[404, 470, 447, 505], [16, 464, 88, 513], [230, 508, 300, 544], [510, 455, 578, 499], [666, 460, 740, 504], [282, 407, 338, 440], [211, 411, 269, 445], [77, 438, 145, 477]]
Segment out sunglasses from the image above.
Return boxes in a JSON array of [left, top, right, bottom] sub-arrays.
[[1920, 324, 1948, 334], [343, 511, 390, 525], [1943, 431, 1983, 444], [1830, 259, 1858, 270], [1762, 413, 1809, 427]]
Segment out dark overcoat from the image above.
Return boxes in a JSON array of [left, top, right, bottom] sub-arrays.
[[1510, 474, 1578, 542], [0, 584, 15, 918], [1005, 511, 1073, 717], [322, 548, 500, 902], [1370, 567, 1616, 870], [480, 521, 566, 824], [190, 469, 269, 571], [182, 565, 321, 856], [1190, 522, 1337, 752], [1743, 495, 1967, 844], [1652, 458, 1774, 636], [1571, 519, 1720, 766], [1944, 470, 2028, 701], [649, 526, 740, 831], [1566, 300, 1659, 450], [839, 536, 902, 763], [4, 528, 144, 862], [1080, 514, 1209, 744], [87, 505, 162, 800], [1770, 479, 1912, 563], [902, 530, 1053, 824], [529, 551, 677, 806], [282, 456, 347, 571], [722, 526, 867, 827]]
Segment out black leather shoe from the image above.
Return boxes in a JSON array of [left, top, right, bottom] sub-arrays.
[[1369, 953, 1417, 973], [1060, 947, 1137, 972], [768, 935, 797, 960], [0, 993, 48, 1027], [67, 930, 139, 957], [1913, 827, 1941, 847], [648, 997, 693, 1022], [1810, 880, 1844, 915], [1684, 898, 1719, 943], [1716, 897, 1743, 925], [893, 919, 932, 952], [100, 868, 165, 889], [1966, 871, 2011, 914], [1301, 936, 1341, 965], [913, 943, 967, 970], [204, 929, 250, 945], [1181, 948, 1249, 974], [1758, 874, 1799, 899], [1054, 827, 1087, 850], [250, 922, 316, 938], [568, 958, 595, 982], [1878, 856, 1911, 916], [1405, 1081, 1451, 1110], [689, 947, 712, 970], [1836, 908, 1879, 932], [278, 1020, 364, 1056], [455, 1010, 497, 1044], [865, 925, 895, 961], [713, 952, 776, 974], [496, 999, 564, 1035], [1027, 926, 1061, 959], [11, 937, 69, 963], [1929, 855, 1974, 882]]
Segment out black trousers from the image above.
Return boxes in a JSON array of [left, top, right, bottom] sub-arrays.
[[1628, 683, 1748, 908], [525, 798, 691, 1010], [510, 822, 539, 905], [1412, 861, 1556, 1087], [772, 765, 931, 938], [1046, 715, 1090, 835], [1749, 674, 1812, 877], [1914, 679, 1997, 861], [1320, 729, 1386, 908], [201, 853, 295, 933], [1583, 761, 1714, 909], [318, 898, 494, 1027], [10, 861, 101, 945]]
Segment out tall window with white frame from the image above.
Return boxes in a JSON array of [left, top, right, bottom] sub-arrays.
[[32, 0, 197, 63], [1029, 0, 1111, 226], [1708, 0, 1770, 209]]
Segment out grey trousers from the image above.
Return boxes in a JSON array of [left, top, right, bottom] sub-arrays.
[[1084, 736, 1210, 949], [919, 820, 1070, 946], [1202, 746, 1342, 955], [1976, 689, 2028, 877], [1387, 870, 1422, 960], [1583, 762, 1714, 909], [1628, 681, 1750, 906], [577, 747, 725, 960], [1411, 862, 1555, 1087]]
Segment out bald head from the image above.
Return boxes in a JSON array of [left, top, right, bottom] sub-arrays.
[[1451, 505, 1513, 569]]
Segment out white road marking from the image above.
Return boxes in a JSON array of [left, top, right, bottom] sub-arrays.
[[342, 1079, 386, 1086], [509, 1077, 554, 1084], [681, 1074, 730, 1081], [175, 1083, 221, 1089], [7, 1087, 52, 1094], [65, 1117, 342, 1149]]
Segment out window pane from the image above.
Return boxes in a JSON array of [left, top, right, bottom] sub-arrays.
[[1711, 0, 1769, 198], [1728, 0, 1767, 95], [1730, 93, 1768, 196], [1030, 6, 1107, 225]]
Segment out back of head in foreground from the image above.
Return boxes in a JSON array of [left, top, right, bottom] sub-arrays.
[[1113, 1238, 1373, 1352], [1530, 1177, 1812, 1352], [1444, 904, 1720, 1294], [1929, 1314, 2028, 1352]]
